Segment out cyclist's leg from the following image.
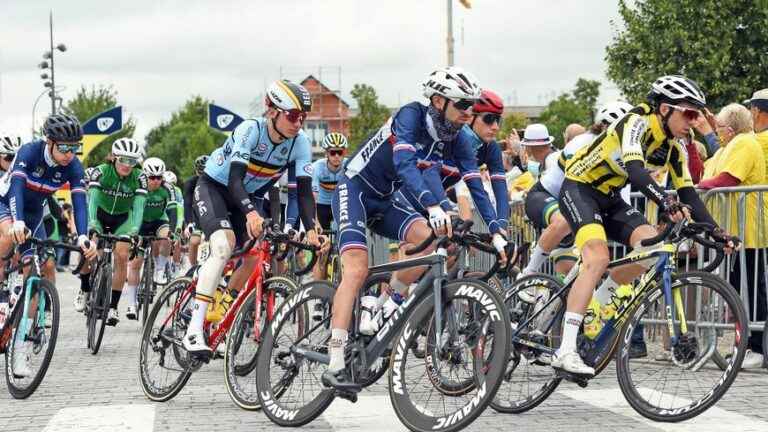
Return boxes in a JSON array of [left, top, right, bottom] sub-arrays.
[[312, 204, 333, 281], [108, 214, 136, 321], [224, 209, 256, 293], [152, 220, 172, 282], [183, 176, 237, 354], [523, 187, 572, 275], [386, 190, 434, 294], [555, 180, 610, 374], [188, 232, 201, 266]]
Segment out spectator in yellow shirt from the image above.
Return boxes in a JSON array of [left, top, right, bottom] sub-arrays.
[[749, 88, 768, 174]]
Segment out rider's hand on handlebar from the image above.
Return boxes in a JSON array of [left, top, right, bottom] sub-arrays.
[[9, 221, 28, 244], [492, 232, 508, 266], [712, 227, 738, 254], [77, 234, 98, 261], [305, 228, 321, 249], [427, 206, 452, 237], [663, 197, 688, 223], [245, 211, 264, 239]]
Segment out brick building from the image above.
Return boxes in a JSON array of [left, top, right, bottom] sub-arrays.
[[300, 75, 350, 152]]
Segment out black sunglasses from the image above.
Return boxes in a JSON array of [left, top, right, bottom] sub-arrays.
[[451, 98, 474, 111], [148, 175, 163, 181], [480, 113, 501, 125], [327, 150, 344, 157], [2, 155, 13, 162]]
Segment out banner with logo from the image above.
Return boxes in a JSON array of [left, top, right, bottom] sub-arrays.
[[208, 103, 244, 134], [81, 106, 123, 161]]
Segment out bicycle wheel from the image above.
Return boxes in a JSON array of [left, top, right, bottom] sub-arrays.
[[389, 279, 511, 432], [5, 278, 60, 399], [616, 271, 747, 422], [491, 273, 562, 414], [138, 276, 196, 402], [225, 276, 298, 410], [87, 265, 111, 355], [255, 280, 333, 427], [139, 255, 155, 327]]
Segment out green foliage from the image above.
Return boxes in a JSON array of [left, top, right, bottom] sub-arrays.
[[348, 84, 391, 151], [61, 85, 136, 167], [497, 112, 528, 141], [538, 78, 601, 147], [145, 96, 227, 179], [606, 0, 768, 109]]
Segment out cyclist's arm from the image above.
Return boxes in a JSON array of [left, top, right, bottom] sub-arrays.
[[422, 164, 454, 212], [292, 135, 315, 230], [182, 177, 196, 226], [285, 178, 298, 228], [621, 114, 669, 207], [164, 182, 178, 232], [392, 106, 439, 209], [227, 120, 261, 215], [67, 165, 89, 236], [453, 138, 501, 233], [486, 141, 510, 229], [86, 167, 104, 231], [130, 174, 149, 234]]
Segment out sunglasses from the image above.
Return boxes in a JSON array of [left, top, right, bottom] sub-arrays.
[[2, 155, 13, 162], [115, 156, 139, 167], [480, 113, 501, 125], [148, 175, 163, 181], [666, 104, 701, 121], [327, 150, 344, 157], [451, 98, 474, 112], [56, 143, 82, 154], [278, 108, 308, 123]]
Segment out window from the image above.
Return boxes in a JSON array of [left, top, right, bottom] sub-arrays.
[[303, 120, 328, 149]]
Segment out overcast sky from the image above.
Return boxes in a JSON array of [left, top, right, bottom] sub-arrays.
[[0, 0, 625, 141]]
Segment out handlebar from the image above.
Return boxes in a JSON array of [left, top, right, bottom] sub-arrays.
[[25, 237, 89, 275], [229, 220, 320, 276]]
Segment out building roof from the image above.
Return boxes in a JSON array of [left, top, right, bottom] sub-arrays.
[[300, 75, 350, 108]]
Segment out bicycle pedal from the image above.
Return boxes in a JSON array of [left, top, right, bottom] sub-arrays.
[[188, 351, 213, 364], [334, 389, 358, 403], [555, 369, 591, 387]]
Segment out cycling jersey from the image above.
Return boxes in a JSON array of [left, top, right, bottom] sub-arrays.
[[204, 118, 313, 198], [143, 181, 177, 224], [182, 175, 199, 227], [312, 158, 346, 206], [0, 140, 87, 235], [87, 163, 148, 235], [173, 185, 184, 231], [564, 105, 693, 194], [540, 133, 594, 198]]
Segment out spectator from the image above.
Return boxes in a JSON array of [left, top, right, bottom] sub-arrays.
[[562, 123, 585, 145], [699, 102, 766, 369], [749, 88, 768, 175]]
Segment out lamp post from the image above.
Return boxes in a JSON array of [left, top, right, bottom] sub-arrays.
[[38, 10, 66, 115]]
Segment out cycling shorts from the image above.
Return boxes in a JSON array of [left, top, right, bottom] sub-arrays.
[[0, 201, 47, 258], [317, 203, 334, 232], [525, 182, 575, 251], [194, 174, 250, 247], [96, 208, 134, 236], [558, 179, 646, 249], [139, 219, 170, 237], [331, 175, 425, 255]]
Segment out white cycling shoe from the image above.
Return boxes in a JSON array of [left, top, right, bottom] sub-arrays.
[[183, 329, 212, 355], [551, 350, 595, 376], [12, 342, 32, 378], [73, 289, 86, 312], [126, 304, 138, 321]]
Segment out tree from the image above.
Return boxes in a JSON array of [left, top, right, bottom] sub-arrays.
[[348, 84, 391, 150], [145, 96, 227, 179], [497, 112, 528, 143], [538, 79, 601, 147], [606, 0, 768, 108], [62, 85, 136, 167]]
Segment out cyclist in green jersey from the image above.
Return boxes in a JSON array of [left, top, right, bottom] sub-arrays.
[[76, 138, 147, 326], [124, 158, 177, 320], [163, 170, 184, 276]]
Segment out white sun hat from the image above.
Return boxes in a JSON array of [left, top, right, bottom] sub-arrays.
[[521, 123, 554, 146]]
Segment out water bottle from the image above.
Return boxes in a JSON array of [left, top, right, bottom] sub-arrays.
[[359, 296, 380, 335], [583, 298, 603, 339]]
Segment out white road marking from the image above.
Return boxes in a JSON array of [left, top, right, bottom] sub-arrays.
[[323, 395, 406, 431], [559, 387, 768, 432], [42, 404, 156, 432]]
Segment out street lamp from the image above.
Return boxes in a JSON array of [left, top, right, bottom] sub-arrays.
[[38, 11, 67, 115]]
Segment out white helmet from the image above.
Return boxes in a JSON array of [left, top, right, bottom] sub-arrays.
[[111, 138, 142, 159], [265, 80, 312, 112], [422, 66, 482, 100], [650, 75, 706, 108], [0, 134, 22, 155], [142, 157, 166, 176], [596, 101, 634, 125], [163, 171, 177, 185]]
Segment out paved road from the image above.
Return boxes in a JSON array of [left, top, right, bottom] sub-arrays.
[[1, 272, 767, 431]]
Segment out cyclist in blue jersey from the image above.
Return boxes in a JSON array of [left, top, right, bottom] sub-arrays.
[[183, 80, 321, 355], [0, 115, 97, 377], [0, 133, 23, 281], [323, 67, 490, 390], [311, 132, 348, 280]]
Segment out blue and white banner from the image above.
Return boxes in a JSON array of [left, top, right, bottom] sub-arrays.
[[208, 103, 244, 133]]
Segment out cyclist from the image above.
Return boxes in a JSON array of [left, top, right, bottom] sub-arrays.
[[520, 102, 634, 279], [163, 170, 184, 275], [0, 133, 22, 280], [182, 155, 207, 267], [324, 66, 492, 389], [0, 115, 97, 376], [554, 75, 737, 376], [310, 132, 348, 280], [123, 157, 177, 320], [79, 138, 147, 326], [182, 80, 320, 355]]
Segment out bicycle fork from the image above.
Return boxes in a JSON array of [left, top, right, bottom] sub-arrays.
[[15, 275, 45, 347]]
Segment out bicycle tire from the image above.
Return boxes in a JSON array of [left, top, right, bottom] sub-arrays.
[[389, 279, 511, 432], [225, 276, 299, 411], [138, 277, 195, 402], [256, 280, 334, 427], [5, 279, 60, 399], [616, 271, 747, 422], [88, 264, 111, 355], [140, 254, 155, 327], [490, 273, 563, 414]]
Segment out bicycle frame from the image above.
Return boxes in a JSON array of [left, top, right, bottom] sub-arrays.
[[512, 243, 687, 373]]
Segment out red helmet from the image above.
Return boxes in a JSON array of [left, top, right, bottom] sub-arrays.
[[473, 89, 504, 114]]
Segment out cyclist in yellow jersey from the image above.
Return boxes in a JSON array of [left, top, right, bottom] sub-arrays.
[[553, 75, 737, 376]]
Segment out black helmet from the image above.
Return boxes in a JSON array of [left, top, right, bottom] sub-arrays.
[[194, 155, 209, 172], [43, 114, 83, 142]]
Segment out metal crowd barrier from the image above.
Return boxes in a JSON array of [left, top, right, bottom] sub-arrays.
[[366, 186, 768, 337]]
